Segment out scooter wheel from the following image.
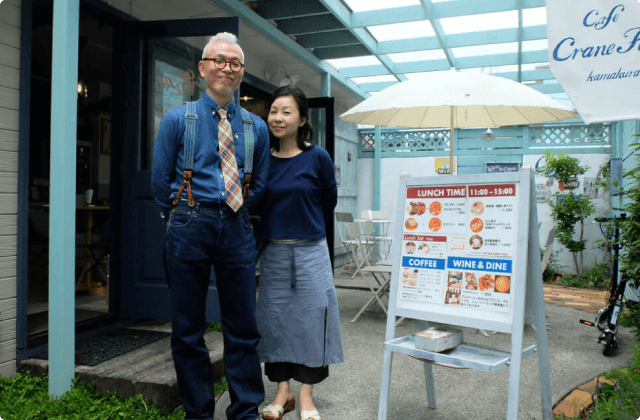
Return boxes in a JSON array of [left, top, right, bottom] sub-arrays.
[[603, 332, 616, 357]]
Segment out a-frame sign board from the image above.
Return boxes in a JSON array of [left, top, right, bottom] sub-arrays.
[[378, 168, 552, 420]]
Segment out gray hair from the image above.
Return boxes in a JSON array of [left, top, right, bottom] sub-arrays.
[[202, 32, 244, 61]]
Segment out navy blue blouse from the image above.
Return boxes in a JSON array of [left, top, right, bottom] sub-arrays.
[[261, 144, 338, 241]]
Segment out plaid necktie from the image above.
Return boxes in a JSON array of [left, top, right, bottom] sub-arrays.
[[217, 108, 243, 212]]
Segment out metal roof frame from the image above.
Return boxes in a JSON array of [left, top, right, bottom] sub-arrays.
[[212, 0, 563, 101]]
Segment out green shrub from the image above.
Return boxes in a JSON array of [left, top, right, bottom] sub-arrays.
[[560, 273, 589, 288], [583, 262, 611, 289], [556, 262, 610, 289], [620, 302, 640, 343]]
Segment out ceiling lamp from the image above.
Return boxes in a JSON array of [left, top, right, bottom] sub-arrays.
[[279, 74, 299, 87], [481, 128, 495, 141], [77, 80, 88, 98]]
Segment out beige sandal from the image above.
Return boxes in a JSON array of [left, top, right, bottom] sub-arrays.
[[261, 398, 295, 420], [300, 409, 321, 420]]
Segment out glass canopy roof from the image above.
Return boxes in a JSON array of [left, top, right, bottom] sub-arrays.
[[240, 0, 566, 105]]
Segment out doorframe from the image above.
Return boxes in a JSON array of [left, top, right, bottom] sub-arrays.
[[117, 16, 242, 321], [308, 97, 336, 267], [16, 0, 135, 360], [16, 0, 34, 359]]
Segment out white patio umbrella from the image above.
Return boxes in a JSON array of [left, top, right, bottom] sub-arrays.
[[340, 70, 576, 173]]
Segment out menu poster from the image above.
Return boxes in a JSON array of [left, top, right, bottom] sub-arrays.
[[398, 183, 518, 314]]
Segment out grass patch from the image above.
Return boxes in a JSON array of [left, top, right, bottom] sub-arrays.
[[582, 346, 640, 419], [206, 322, 223, 332], [0, 372, 185, 419], [215, 377, 229, 397], [0, 371, 230, 419]]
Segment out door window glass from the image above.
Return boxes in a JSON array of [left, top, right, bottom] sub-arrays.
[[310, 107, 327, 150], [145, 38, 205, 170]]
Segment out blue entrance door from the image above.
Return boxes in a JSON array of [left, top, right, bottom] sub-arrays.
[[118, 18, 240, 321]]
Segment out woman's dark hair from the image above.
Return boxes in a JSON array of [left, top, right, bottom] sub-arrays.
[[268, 85, 313, 152]]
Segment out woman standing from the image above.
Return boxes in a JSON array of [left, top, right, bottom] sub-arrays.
[[256, 86, 343, 420]]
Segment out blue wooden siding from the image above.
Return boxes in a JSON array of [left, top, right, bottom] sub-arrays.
[[334, 118, 359, 266]]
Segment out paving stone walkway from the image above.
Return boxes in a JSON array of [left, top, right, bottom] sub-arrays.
[[543, 283, 609, 314]]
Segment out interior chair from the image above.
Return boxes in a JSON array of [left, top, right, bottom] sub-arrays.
[[335, 212, 358, 274], [346, 221, 371, 278]]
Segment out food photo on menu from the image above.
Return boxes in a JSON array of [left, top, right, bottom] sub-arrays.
[[429, 201, 442, 216], [409, 269, 418, 287], [444, 287, 461, 305], [470, 200, 484, 216], [401, 267, 419, 286], [495, 275, 511, 294], [405, 217, 418, 231], [428, 217, 442, 232], [478, 274, 495, 292], [446, 271, 463, 288], [402, 267, 409, 285], [417, 242, 430, 254], [464, 272, 478, 290], [408, 201, 426, 216], [405, 241, 417, 254], [469, 217, 484, 233], [469, 234, 483, 250]]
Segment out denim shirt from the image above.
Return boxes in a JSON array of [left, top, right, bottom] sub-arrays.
[[151, 92, 269, 214]]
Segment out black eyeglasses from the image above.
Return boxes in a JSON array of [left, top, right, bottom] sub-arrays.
[[201, 58, 244, 72]]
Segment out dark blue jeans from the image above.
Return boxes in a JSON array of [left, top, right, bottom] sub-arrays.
[[165, 202, 264, 420]]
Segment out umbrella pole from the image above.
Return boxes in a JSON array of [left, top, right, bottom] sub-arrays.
[[449, 106, 454, 175]]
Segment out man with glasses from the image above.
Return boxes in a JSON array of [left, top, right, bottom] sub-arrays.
[[152, 32, 269, 420]]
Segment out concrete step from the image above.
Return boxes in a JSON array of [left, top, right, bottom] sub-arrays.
[[18, 321, 225, 409]]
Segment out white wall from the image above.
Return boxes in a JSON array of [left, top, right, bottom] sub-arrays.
[[358, 155, 454, 223], [525, 153, 613, 275], [0, 0, 21, 376], [358, 153, 612, 276]]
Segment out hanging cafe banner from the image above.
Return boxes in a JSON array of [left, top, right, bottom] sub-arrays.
[[546, 0, 640, 124]]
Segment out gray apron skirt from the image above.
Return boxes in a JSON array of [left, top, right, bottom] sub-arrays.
[[256, 238, 344, 367]]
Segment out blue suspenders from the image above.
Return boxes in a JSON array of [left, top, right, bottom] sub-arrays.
[[172, 101, 255, 207], [239, 107, 255, 206]]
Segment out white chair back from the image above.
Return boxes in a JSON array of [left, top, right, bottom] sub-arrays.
[[361, 210, 389, 220], [370, 210, 388, 219]]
